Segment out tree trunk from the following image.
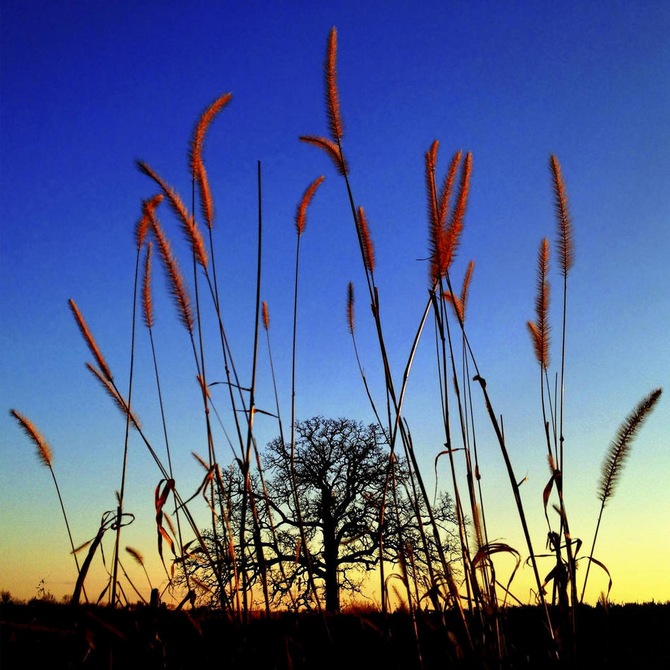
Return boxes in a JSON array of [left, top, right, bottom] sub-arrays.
[[321, 489, 339, 612]]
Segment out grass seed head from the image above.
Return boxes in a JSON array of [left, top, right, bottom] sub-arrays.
[[10, 409, 53, 468], [325, 27, 344, 142], [549, 154, 574, 277], [295, 175, 325, 236]]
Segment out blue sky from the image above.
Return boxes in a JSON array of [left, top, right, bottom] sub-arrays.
[[1, 1, 668, 604]]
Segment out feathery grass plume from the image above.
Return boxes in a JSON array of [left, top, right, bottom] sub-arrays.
[[135, 194, 163, 250], [444, 260, 475, 323], [581, 387, 663, 603], [142, 242, 154, 329], [295, 175, 325, 236], [460, 260, 475, 319], [190, 93, 233, 229], [356, 206, 375, 274], [527, 238, 551, 369], [324, 27, 344, 142], [125, 546, 145, 566], [146, 207, 195, 333], [10, 409, 53, 467], [442, 151, 472, 272], [10, 409, 84, 590], [262, 301, 270, 332], [443, 291, 464, 322], [191, 93, 232, 158], [323, 27, 344, 144], [68, 299, 114, 382], [299, 135, 348, 175], [425, 141, 441, 282], [136, 209, 151, 250], [549, 155, 574, 277], [438, 151, 463, 232], [86, 363, 141, 429], [551, 154, 573, 477], [427, 143, 465, 283], [425, 140, 439, 223], [137, 160, 209, 269], [598, 388, 662, 505], [125, 546, 155, 590], [347, 281, 355, 334]]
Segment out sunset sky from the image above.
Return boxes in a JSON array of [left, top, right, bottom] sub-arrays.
[[1, 1, 668, 606]]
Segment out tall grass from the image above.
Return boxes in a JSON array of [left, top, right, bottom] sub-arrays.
[[9, 25, 663, 669]]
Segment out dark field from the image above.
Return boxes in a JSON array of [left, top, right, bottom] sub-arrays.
[[2, 600, 669, 669]]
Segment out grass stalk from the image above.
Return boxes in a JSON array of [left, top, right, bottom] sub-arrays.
[[288, 176, 325, 610], [141, 239, 193, 600]]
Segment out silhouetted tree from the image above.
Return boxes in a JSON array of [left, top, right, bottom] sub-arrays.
[[181, 416, 459, 612]]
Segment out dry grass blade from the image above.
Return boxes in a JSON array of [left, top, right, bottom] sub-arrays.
[[324, 27, 344, 142], [549, 155, 574, 277], [356, 206, 375, 274], [587, 557, 613, 599], [472, 542, 521, 567], [146, 207, 195, 333], [299, 135, 348, 175], [72, 539, 93, 555], [68, 299, 114, 382], [190, 576, 213, 595], [598, 387, 663, 505], [295, 175, 325, 236], [155, 479, 177, 574], [137, 160, 209, 269], [10, 409, 53, 467], [527, 238, 550, 369], [542, 469, 558, 525], [190, 92, 233, 229]]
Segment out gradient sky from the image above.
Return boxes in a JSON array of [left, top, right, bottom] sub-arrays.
[[1, 1, 668, 606]]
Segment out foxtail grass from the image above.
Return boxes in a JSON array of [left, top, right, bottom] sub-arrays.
[[10, 410, 85, 600], [550, 154, 573, 476], [581, 387, 663, 601]]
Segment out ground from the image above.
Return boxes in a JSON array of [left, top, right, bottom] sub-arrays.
[[2, 600, 669, 669]]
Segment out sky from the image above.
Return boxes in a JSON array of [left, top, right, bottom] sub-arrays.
[[1, 1, 668, 606]]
